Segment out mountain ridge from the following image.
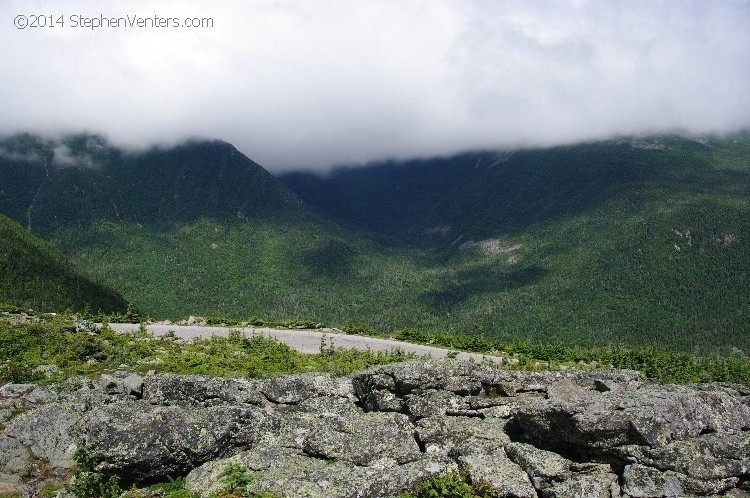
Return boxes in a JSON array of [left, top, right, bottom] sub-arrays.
[[1, 132, 748, 352], [280, 134, 750, 244], [0, 134, 302, 235]]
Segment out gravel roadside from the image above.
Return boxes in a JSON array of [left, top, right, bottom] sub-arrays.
[[106, 323, 500, 363]]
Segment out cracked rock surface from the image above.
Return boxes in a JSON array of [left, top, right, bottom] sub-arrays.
[[1, 360, 749, 497]]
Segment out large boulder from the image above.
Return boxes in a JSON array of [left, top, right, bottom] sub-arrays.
[[512, 384, 750, 451], [259, 372, 354, 405], [143, 372, 265, 406], [73, 400, 265, 482], [4, 403, 78, 470], [457, 449, 536, 498]]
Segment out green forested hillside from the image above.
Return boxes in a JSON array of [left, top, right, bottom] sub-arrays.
[[281, 135, 750, 244], [281, 135, 750, 352], [1, 133, 748, 353], [0, 213, 128, 313]]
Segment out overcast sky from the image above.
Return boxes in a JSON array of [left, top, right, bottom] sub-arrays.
[[1, 0, 749, 171]]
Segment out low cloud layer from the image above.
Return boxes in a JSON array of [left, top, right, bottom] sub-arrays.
[[1, 0, 748, 171]]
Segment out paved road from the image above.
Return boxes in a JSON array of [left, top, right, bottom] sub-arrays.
[[107, 323, 500, 363]]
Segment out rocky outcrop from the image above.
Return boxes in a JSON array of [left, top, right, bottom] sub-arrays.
[[1, 360, 749, 497]]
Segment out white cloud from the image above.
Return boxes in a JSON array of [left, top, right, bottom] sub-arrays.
[[1, 0, 748, 171]]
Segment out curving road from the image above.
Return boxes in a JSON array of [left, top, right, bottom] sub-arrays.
[[106, 323, 501, 363]]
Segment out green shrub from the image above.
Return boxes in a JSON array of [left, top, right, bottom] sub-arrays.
[[208, 463, 276, 498], [67, 471, 121, 498], [67, 445, 121, 498], [0, 360, 36, 383], [146, 477, 200, 498], [400, 469, 494, 498]]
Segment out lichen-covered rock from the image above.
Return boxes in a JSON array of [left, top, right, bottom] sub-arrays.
[[0, 436, 32, 480], [3, 360, 750, 498], [353, 360, 494, 399], [186, 444, 454, 498], [259, 372, 354, 405], [74, 400, 265, 482], [302, 411, 421, 465], [0, 384, 36, 399], [480, 368, 645, 399], [4, 403, 78, 470], [505, 442, 572, 482], [505, 443, 621, 497], [541, 465, 620, 498], [632, 432, 750, 481], [352, 372, 403, 412], [513, 384, 750, 451], [416, 415, 510, 456], [404, 389, 474, 418], [100, 372, 144, 397], [143, 372, 265, 406], [275, 392, 362, 419], [457, 449, 536, 498], [622, 463, 739, 497]]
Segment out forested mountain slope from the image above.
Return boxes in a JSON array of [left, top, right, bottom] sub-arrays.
[[0, 213, 127, 312], [2, 133, 748, 352]]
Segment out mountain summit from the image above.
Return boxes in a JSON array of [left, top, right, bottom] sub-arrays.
[[0, 134, 300, 235]]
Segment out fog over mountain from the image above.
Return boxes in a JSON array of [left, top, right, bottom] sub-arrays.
[[1, 0, 748, 171]]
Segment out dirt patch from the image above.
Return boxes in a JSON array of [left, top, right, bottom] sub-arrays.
[[459, 239, 523, 256]]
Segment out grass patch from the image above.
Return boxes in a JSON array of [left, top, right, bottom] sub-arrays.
[[0, 313, 417, 384], [343, 324, 750, 386]]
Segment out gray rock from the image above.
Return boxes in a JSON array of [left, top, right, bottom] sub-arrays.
[[352, 372, 401, 412], [457, 449, 536, 498], [506, 442, 620, 497], [636, 432, 750, 481], [19, 386, 58, 405], [481, 369, 644, 399], [404, 389, 473, 418], [541, 465, 620, 498], [0, 409, 12, 426], [143, 372, 265, 406], [622, 464, 738, 497], [358, 387, 405, 413], [0, 436, 32, 478], [185, 445, 329, 497], [513, 384, 750, 451], [260, 372, 353, 405], [546, 379, 596, 399], [353, 360, 493, 398], [4, 403, 78, 470], [187, 446, 454, 498], [99, 371, 144, 397], [505, 442, 572, 481], [302, 412, 421, 466], [3, 360, 749, 498], [416, 415, 510, 457], [275, 393, 362, 418], [0, 384, 36, 399], [74, 400, 265, 482], [122, 373, 145, 397]]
